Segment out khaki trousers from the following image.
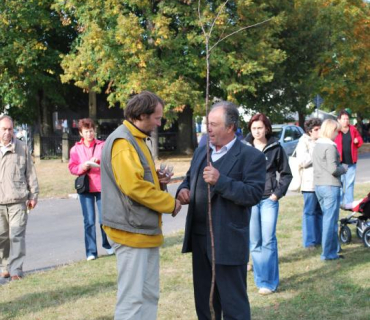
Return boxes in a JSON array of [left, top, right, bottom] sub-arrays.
[[109, 239, 160, 320], [0, 203, 28, 277]]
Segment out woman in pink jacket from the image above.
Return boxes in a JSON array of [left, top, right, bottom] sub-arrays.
[[69, 118, 113, 260]]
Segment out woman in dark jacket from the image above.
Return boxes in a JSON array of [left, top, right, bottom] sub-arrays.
[[245, 114, 292, 295]]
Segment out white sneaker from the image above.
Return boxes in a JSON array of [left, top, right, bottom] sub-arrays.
[[106, 248, 115, 255], [258, 288, 274, 295], [86, 255, 96, 261]]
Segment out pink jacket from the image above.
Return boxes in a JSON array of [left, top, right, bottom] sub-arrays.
[[334, 125, 363, 163], [69, 139, 104, 193]]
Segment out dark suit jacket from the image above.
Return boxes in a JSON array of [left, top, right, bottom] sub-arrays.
[[177, 139, 266, 265]]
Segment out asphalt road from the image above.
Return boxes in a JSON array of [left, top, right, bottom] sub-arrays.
[[17, 152, 370, 274]]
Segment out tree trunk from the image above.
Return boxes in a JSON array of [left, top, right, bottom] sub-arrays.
[[89, 90, 97, 121], [298, 110, 305, 129], [177, 105, 195, 155], [38, 89, 50, 135]]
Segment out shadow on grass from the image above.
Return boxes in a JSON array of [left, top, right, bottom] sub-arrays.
[[279, 245, 370, 294], [251, 245, 370, 319], [0, 279, 116, 319], [162, 233, 184, 249]]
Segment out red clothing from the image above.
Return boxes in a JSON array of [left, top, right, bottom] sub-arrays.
[[68, 139, 104, 192], [335, 125, 363, 163]]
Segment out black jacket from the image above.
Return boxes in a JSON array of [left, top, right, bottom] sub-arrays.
[[245, 134, 292, 200], [176, 139, 266, 265]]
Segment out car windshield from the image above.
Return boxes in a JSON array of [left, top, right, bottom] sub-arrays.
[[271, 128, 282, 139]]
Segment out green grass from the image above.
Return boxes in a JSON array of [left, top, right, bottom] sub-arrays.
[[1, 184, 369, 319]]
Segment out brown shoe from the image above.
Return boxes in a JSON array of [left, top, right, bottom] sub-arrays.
[[11, 275, 22, 281], [0, 271, 10, 278]]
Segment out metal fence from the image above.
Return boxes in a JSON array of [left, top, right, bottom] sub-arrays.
[[40, 135, 80, 159], [39, 131, 178, 159], [40, 135, 63, 159]]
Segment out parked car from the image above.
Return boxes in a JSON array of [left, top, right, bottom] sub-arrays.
[[271, 124, 304, 156]]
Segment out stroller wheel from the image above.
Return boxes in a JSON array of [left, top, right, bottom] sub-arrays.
[[362, 227, 370, 248], [339, 225, 352, 244]]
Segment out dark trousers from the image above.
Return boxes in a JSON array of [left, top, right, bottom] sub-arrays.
[[191, 234, 251, 320]]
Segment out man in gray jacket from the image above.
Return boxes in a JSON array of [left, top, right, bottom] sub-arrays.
[[0, 115, 39, 281]]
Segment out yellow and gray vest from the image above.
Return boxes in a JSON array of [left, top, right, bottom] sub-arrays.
[[101, 123, 161, 235]]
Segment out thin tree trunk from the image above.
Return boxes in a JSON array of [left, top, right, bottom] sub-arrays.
[[88, 90, 97, 121], [197, 2, 271, 319]]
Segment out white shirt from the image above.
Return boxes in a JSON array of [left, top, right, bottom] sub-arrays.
[[210, 137, 237, 162], [0, 140, 12, 156]]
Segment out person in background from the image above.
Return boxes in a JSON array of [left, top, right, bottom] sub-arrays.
[[0, 115, 39, 281], [244, 114, 292, 295], [335, 110, 363, 205], [313, 119, 347, 260], [296, 118, 323, 249], [69, 118, 113, 261]]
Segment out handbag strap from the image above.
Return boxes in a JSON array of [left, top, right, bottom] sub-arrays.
[[92, 142, 97, 157]]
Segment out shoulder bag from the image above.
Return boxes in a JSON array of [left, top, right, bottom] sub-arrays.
[[75, 143, 96, 194]]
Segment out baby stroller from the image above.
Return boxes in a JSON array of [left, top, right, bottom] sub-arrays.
[[339, 192, 370, 248]]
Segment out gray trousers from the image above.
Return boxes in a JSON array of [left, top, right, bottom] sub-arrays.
[[110, 239, 160, 320], [0, 203, 28, 277]]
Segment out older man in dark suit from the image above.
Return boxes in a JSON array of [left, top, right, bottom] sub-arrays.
[[177, 101, 266, 320]]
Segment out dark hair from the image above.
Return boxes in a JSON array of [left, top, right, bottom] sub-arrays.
[[248, 113, 272, 138], [211, 101, 239, 132], [304, 118, 322, 134], [124, 91, 164, 121], [78, 118, 96, 132], [338, 109, 350, 120]]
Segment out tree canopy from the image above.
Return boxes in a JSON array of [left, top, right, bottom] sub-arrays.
[[0, 0, 76, 123], [241, 0, 370, 123], [1, 0, 369, 126], [52, 0, 286, 123]]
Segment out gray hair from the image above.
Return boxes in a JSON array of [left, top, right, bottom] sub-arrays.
[[211, 101, 239, 132], [0, 115, 13, 125]]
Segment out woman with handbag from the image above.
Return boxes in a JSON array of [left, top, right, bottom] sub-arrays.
[[313, 119, 347, 260], [296, 118, 323, 249], [69, 118, 114, 261], [244, 113, 292, 295]]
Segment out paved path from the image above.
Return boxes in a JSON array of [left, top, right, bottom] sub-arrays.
[[20, 152, 370, 274]]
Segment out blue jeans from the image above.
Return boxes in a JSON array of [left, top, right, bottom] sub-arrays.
[[340, 163, 356, 205], [79, 192, 111, 258], [315, 186, 341, 260], [302, 192, 323, 248], [250, 198, 279, 291]]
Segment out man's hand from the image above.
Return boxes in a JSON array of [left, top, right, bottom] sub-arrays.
[[177, 188, 190, 205], [354, 137, 358, 144], [269, 194, 278, 202], [26, 199, 38, 210], [203, 164, 220, 185], [157, 169, 173, 185], [172, 199, 182, 217]]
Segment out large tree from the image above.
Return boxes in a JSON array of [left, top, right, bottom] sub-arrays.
[[0, 0, 77, 131], [241, 0, 370, 126], [53, 0, 286, 150], [315, 0, 370, 116]]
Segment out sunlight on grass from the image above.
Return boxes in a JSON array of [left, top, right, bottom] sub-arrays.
[[1, 184, 369, 319]]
